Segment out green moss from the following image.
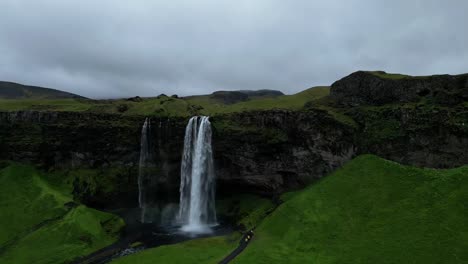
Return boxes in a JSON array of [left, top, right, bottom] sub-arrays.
[[211, 118, 288, 145], [353, 102, 468, 145], [112, 236, 237, 264], [0, 163, 124, 264], [69, 166, 138, 201], [233, 155, 468, 263], [310, 104, 358, 128], [367, 71, 411, 80], [217, 194, 276, 230]]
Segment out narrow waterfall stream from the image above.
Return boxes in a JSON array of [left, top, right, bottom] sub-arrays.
[[138, 118, 154, 223], [179, 116, 217, 234]]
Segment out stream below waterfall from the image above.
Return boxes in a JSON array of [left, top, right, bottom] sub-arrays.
[[73, 208, 232, 264]]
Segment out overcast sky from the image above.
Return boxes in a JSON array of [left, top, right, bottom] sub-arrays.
[[0, 0, 467, 98]]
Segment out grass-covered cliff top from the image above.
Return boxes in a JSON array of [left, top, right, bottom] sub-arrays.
[[113, 155, 468, 263], [2, 69, 468, 117], [366, 70, 468, 80], [0, 86, 330, 116]]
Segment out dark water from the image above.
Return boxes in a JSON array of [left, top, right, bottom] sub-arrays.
[[72, 208, 232, 264]]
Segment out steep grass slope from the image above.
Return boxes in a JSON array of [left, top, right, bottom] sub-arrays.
[[0, 163, 124, 264], [234, 155, 468, 263]]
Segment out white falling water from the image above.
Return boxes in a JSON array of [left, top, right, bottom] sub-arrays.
[[179, 116, 217, 234], [138, 118, 153, 223]]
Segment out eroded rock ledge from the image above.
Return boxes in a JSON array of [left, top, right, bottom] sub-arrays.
[[331, 71, 468, 106]]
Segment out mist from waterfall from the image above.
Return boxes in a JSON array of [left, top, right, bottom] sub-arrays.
[[138, 118, 154, 223], [179, 116, 217, 234]]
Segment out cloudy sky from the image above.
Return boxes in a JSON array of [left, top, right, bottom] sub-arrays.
[[0, 0, 467, 98]]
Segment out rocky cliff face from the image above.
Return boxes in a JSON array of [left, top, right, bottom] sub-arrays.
[[0, 109, 356, 208], [331, 71, 468, 106], [0, 111, 186, 208], [331, 71, 468, 168], [212, 110, 355, 195], [1, 71, 468, 209], [350, 105, 468, 168]]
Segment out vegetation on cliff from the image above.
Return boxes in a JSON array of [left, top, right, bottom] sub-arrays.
[[216, 194, 276, 231], [0, 86, 330, 116]]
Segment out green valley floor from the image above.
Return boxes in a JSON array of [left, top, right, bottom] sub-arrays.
[[1, 155, 467, 263], [113, 155, 468, 264]]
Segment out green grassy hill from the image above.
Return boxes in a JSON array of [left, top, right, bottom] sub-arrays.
[[234, 155, 468, 263], [186, 86, 329, 115], [112, 155, 468, 264], [0, 86, 330, 116], [0, 163, 124, 264]]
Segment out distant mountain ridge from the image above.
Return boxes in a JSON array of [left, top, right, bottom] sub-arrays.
[[209, 89, 284, 104], [0, 81, 86, 99]]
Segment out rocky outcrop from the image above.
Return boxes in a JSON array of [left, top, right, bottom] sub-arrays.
[[328, 71, 468, 168], [330, 71, 468, 106], [212, 110, 356, 195], [350, 104, 468, 168]]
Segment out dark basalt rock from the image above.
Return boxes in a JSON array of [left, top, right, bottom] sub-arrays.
[[330, 71, 468, 106], [0, 109, 356, 207], [350, 104, 468, 169], [212, 110, 356, 195]]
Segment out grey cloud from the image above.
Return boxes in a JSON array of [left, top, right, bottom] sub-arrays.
[[0, 0, 467, 98]]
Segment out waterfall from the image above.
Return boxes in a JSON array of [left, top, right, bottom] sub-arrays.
[[138, 118, 154, 223], [179, 116, 217, 233]]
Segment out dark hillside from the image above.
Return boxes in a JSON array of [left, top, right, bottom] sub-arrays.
[[0, 81, 85, 99]]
